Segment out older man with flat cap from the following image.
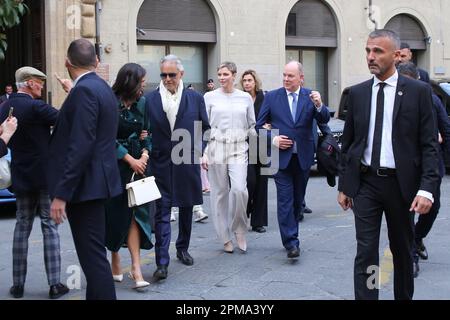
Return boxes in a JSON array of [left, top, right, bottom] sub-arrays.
[[0, 66, 69, 299]]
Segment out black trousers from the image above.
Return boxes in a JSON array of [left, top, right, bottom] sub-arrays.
[[415, 176, 442, 241], [67, 199, 116, 300], [246, 163, 268, 227], [353, 171, 414, 300]]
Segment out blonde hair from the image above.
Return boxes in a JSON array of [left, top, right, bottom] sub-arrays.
[[217, 61, 237, 74], [239, 69, 262, 93]]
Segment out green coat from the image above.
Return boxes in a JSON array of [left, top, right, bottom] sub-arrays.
[[105, 96, 153, 252]]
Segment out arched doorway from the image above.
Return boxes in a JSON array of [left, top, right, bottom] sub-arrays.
[[285, 0, 338, 104], [135, 0, 216, 92], [385, 14, 428, 67]]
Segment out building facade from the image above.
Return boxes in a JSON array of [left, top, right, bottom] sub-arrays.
[[1, 0, 449, 110]]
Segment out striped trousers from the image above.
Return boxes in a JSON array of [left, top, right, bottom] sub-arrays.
[[12, 191, 61, 286]]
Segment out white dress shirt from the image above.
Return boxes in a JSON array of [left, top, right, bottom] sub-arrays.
[[286, 88, 301, 117], [363, 71, 397, 169], [72, 71, 94, 87]]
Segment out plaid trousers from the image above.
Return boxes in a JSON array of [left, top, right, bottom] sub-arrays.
[[13, 191, 61, 286]]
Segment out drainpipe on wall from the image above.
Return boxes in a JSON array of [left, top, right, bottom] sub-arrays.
[[95, 1, 102, 62], [368, 0, 378, 30]]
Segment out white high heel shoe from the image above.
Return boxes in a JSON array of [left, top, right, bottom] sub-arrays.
[[112, 274, 123, 282], [235, 233, 247, 253], [128, 272, 150, 289]]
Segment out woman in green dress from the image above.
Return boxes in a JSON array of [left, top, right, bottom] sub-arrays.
[[105, 63, 153, 289]]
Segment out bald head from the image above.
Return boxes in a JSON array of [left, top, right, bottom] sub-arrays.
[[283, 61, 304, 92], [67, 39, 97, 69]]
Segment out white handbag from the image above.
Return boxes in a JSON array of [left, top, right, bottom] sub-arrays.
[[0, 155, 11, 189], [126, 173, 161, 208]]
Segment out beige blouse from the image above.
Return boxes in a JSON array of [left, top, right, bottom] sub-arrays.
[[204, 88, 256, 143]]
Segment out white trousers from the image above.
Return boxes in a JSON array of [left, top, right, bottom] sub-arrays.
[[207, 141, 249, 244]]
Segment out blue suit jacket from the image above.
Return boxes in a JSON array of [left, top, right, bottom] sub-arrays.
[[256, 87, 330, 171], [47, 72, 121, 203], [0, 93, 58, 193], [145, 88, 210, 207]]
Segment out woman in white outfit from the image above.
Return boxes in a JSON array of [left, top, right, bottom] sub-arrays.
[[202, 62, 256, 253]]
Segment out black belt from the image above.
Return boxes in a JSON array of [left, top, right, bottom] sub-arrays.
[[360, 164, 396, 177]]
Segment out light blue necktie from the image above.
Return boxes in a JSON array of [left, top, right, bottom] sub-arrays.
[[290, 92, 298, 154], [290, 92, 298, 121]]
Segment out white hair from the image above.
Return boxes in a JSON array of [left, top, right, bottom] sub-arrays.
[[160, 54, 184, 72], [16, 81, 28, 89]]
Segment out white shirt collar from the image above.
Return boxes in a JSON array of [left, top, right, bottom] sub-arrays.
[[285, 87, 301, 97], [373, 70, 398, 88], [73, 71, 94, 87]]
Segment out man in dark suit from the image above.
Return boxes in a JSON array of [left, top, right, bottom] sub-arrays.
[[0, 84, 13, 104], [48, 39, 121, 300], [398, 42, 430, 83], [256, 61, 330, 259], [145, 55, 210, 279], [338, 30, 440, 300], [0, 67, 69, 299]]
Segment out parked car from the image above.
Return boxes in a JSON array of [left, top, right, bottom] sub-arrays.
[[317, 88, 348, 148], [0, 150, 16, 208], [430, 79, 450, 172]]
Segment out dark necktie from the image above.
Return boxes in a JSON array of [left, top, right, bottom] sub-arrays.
[[371, 82, 386, 169]]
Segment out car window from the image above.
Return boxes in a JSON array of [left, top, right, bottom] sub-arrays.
[[338, 87, 350, 121], [439, 83, 450, 95]]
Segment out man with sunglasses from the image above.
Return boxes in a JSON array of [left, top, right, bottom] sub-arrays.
[[0, 67, 69, 299], [145, 55, 210, 280]]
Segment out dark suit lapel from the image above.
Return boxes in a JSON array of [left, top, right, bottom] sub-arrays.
[[174, 90, 188, 129], [295, 88, 308, 124], [393, 75, 406, 122], [363, 79, 374, 137], [152, 92, 172, 136]]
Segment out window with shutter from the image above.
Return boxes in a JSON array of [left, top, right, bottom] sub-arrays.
[[385, 14, 427, 50]]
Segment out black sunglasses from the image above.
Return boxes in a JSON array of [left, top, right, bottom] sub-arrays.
[[160, 73, 177, 79]]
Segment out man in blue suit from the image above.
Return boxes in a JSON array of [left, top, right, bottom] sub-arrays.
[[145, 55, 210, 280], [256, 61, 330, 259], [48, 39, 121, 300]]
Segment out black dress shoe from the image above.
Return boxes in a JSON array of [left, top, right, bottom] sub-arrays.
[[413, 261, 420, 278], [287, 246, 300, 259], [49, 283, 69, 299], [153, 265, 168, 280], [297, 213, 304, 222], [10, 285, 24, 299], [304, 206, 313, 214], [416, 239, 428, 260], [252, 226, 266, 233], [176, 250, 194, 266]]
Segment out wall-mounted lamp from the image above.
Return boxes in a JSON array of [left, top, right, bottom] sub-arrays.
[[424, 36, 432, 45], [136, 27, 146, 36]]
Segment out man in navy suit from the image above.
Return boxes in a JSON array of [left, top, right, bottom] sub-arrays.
[[48, 39, 121, 300], [0, 67, 69, 299], [256, 61, 330, 259], [0, 84, 13, 104], [398, 42, 430, 83], [145, 55, 210, 279]]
